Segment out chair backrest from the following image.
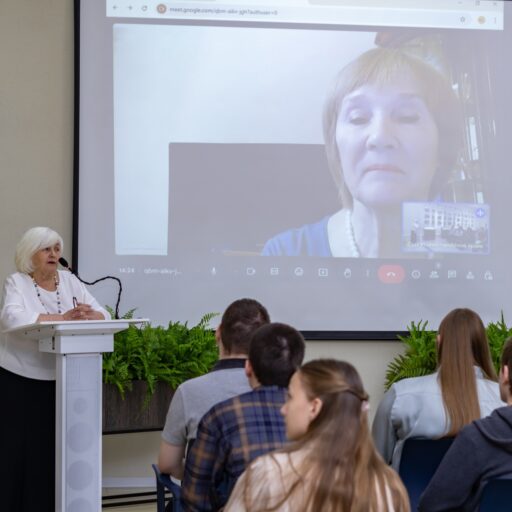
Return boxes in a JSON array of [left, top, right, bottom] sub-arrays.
[[479, 479, 512, 512], [152, 439, 195, 512], [152, 464, 183, 512], [398, 437, 454, 511]]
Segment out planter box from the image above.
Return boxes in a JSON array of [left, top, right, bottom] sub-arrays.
[[102, 381, 174, 433]]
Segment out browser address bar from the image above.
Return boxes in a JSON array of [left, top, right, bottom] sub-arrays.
[[106, 1, 504, 30]]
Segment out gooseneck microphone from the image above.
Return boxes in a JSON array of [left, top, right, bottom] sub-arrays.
[[59, 257, 122, 319]]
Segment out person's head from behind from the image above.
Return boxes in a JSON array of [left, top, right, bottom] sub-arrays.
[[437, 308, 497, 435], [247, 323, 305, 388], [323, 47, 463, 210], [499, 338, 512, 403], [218, 298, 270, 356], [15, 226, 64, 275], [279, 359, 409, 511], [437, 308, 495, 375]]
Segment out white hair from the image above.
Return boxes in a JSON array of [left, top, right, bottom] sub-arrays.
[[15, 227, 64, 274]]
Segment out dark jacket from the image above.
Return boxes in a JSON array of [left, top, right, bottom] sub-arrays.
[[419, 406, 512, 511]]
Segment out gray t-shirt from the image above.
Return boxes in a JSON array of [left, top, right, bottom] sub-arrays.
[[162, 359, 251, 446]]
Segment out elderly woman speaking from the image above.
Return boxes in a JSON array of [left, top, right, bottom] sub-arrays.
[[0, 226, 108, 512], [263, 47, 463, 258]]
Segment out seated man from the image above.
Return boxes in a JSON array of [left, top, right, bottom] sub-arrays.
[[158, 298, 270, 479], [419, 338, 512, 512], [181, 322, 306, 512]]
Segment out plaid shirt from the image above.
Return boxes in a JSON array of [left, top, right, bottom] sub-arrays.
[[181, 385, 287, 512]]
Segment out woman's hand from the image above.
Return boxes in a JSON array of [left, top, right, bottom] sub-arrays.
[[62, 303, 105, 321]]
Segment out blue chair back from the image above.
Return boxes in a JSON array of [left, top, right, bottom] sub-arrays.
[[398, 437, 454, 511], [479, 479, 512, 512], [152, 439, 195, 512], [152, 464, 183, 512]]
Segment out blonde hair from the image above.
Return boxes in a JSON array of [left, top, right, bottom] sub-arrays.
[[323, 47, 463, 207], [15, 227, 64, 274], [437, 308, 497, 436], [243, 360, 410, 512]]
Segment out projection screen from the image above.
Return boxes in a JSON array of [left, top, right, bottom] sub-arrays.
[[76, 0, 512, 335]]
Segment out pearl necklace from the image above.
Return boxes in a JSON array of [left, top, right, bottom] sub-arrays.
[[32, 274, 62, 314], [345, 210, 361, 258]]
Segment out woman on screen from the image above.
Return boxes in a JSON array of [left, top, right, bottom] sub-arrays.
[[372, 308, 504, 470], [262, 47, 463, 258], [0, 227, 107, 511], [225, 359, 410, 512]]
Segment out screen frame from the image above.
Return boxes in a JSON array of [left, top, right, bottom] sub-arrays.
[[72, 0, 508, 340]]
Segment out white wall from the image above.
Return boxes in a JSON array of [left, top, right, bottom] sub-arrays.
[[0, 0, 404, 485], [0, 0, 73, 284]]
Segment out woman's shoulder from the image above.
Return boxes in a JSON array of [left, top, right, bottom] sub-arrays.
[[8, 271, 27, 280], [474, 367, 501, 389], [57, 269, 74, 280], [326, 209, 361, 257], [392, 372, 439, 395], [262, 217, 331, 256], [248, 449, 306, 483], [4, 272, 30, 287], [250, 450, 292, 473], [393, 372, 437, 391], [57, 270, 83, 287], [55, 271, 88, 299], [475, 371, 503, 403], [227, 450, 304, 512]]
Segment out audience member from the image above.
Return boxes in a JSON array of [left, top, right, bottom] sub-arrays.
[[372, 308, 504, 468], [158, 298, 270, 479], [181, 322, 305, 511], [225, 359, 410, 512], [418, 338, 512, 511]]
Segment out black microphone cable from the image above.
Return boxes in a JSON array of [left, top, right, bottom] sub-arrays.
[[59, 257, 122, 319]]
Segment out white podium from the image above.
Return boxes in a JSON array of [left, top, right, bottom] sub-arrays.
[[10, 319, 145, 512]]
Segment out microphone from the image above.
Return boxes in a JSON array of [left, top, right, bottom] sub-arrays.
[[58, 257, 74, 273], [59, 257, 122, 319]]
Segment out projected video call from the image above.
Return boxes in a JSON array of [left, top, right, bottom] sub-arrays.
[[114, 25, 495, 259], [79, 1, 511, 329]]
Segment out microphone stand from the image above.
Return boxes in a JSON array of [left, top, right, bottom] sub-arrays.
[[59, 258, 122, 319]]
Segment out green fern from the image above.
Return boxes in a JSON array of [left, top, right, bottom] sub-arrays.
[[104, 305, 137, 320], [486, 311, 512, 375], [102, 312, 219, 405], [385, 320, 437, 390]]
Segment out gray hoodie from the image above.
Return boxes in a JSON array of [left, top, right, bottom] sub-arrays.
[[418, 406, 512, 511]]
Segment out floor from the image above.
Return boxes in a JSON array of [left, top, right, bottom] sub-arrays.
[[102, 488, 158, 511], [104, 506, 154, 512]]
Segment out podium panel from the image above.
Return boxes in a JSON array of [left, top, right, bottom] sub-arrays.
[[57, 353, 102, 512], [6, 319, 145, 512]]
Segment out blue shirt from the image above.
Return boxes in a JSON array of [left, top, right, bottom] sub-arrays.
[[262, 217, 332, 256]]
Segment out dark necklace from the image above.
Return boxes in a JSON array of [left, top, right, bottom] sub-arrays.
[[32, 274, 62, 314]]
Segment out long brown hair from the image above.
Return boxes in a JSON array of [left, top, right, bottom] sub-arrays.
[[248, 359, 410, 512], [438, 308, 497, 436]]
